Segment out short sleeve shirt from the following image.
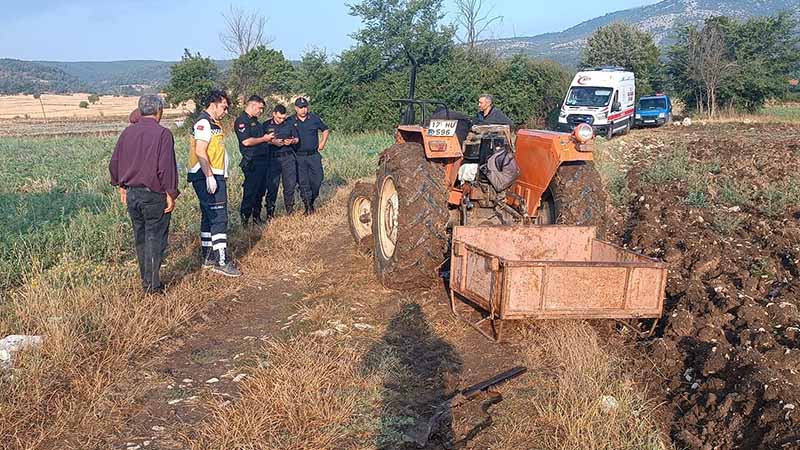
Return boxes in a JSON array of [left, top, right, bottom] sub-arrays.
[[263, 118, 299, 154], [234, 112, 269, 159], [291, 113, 328, 153], [188, 111, 227, 180]]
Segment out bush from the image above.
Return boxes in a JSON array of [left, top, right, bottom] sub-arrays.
[[78, 101, 89, 109], [87, 94, 100, 104]]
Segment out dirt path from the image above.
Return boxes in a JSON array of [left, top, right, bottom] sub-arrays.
[[110, 219, 522, 450]]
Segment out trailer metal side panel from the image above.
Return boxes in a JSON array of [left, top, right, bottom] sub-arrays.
[[450, 226, 666, 322]]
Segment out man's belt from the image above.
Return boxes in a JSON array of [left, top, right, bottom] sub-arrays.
[[272, 149, 295, 157], [295, 149, 318, 156]]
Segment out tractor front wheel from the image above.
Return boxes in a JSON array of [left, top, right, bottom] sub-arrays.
[[372, 143, 449, 290], [348, 182, 375, 253]]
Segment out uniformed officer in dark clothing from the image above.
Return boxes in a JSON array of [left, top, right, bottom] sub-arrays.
[[476, 94, 512, 126], [263, 104, 300, 216], [290, 97, 329, 215], [234, 95, 274, 225]]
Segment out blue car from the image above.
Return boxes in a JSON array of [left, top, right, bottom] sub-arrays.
[[634, 95, 672, 127]]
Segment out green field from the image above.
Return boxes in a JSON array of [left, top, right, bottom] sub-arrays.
[[0, 130, 392, 290], [761, 104, 800, 121]]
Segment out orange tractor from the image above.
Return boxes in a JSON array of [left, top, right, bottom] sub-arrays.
[[348, 95, 665, 339], [348, 99, 606, 289]]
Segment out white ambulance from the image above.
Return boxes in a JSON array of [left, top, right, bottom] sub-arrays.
[[557, 67, 635, 139]]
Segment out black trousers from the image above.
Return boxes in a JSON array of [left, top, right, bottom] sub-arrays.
[[296, 152, 324, 206], [268, 152, 299, 213], [240, 158, 270, 219], [126, 188, 171, 292]]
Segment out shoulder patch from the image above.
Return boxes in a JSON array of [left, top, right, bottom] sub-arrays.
[[196, 125, 204, 131], [238, 123, 246, 130]]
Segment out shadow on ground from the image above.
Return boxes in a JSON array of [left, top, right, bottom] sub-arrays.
[[364, 302, 463, 449]]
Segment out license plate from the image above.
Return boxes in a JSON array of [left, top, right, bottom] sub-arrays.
[[645, 120, 655, 123], [428, 119, 458, 137]]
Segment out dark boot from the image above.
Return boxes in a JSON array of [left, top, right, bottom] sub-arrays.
[[240, 212, 250, 227], [209, 248, 242, 278], [202, 246, 216, 269]]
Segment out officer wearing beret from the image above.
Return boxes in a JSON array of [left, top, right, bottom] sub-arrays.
[[290, 97, 329, 214], [234, 95, 274, 226]]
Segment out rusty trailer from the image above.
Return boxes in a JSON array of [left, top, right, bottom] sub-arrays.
[[449, 225, 667, 341]]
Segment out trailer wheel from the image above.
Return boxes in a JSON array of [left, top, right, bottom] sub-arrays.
[[372, 143, 449, 290], [548, 161, 607, 237], [348, 182, 375, 253]]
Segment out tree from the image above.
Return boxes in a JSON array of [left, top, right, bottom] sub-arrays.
[[581, 23, 662, 96], [454, 0, 502, 50], [78, 101, 89, 109], [165, 49, 219, 114], [668, 13, 800, 114], [87, 93, 100, 104], [686, 21, 736, 117], [228, 46, 295, 100], [718, 13, 800, 111], [347, 0, 455, 79], [219, 5, 271, 56]]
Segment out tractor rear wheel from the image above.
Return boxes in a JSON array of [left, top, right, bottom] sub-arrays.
[[548, 161, 607, 236], [348, 182, 375, 253], [372, 142, 449, 290]]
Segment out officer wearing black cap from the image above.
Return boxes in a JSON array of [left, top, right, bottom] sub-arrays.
[[234, 95, 274, 225], [290, 97, 329, 214], [263, 104, 300, 216]]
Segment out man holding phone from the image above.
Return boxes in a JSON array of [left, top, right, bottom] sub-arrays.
[[263, 104, 300, 217]]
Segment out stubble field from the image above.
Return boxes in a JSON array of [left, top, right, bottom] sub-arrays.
[[0, 116, 798, 450]]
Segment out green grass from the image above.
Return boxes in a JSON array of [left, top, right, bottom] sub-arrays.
[[761, 105, 800, 121], [642, 148, 690, 184], [0, 131, 392, 290]]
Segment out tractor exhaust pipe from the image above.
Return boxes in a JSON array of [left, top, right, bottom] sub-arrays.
[[402, 53, 419, 125]]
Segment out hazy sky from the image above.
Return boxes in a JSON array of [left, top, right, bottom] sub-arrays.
[[1, 0, 657, 61]]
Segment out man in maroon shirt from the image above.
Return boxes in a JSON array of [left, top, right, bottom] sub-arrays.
[[109, 95, 179, 294]]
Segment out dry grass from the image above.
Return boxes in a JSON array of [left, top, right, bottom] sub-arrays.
[[0, 185, 357, 449], [0, 94, 191, 120], [190, 336, 383, 450], [0, 242, 240, 448], [480, 322, 669, 450]]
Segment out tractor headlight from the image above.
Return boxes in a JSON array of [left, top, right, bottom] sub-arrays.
[[635, 113, 641, 119], [559, 108, 567, 118], [574, 123, 594, 144], [658, 112, 666, 118]]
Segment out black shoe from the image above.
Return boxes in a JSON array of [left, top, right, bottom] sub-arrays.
[[240, 213, 250, 227], [144, 285, 166, 295], [252, 215, 265, 226]]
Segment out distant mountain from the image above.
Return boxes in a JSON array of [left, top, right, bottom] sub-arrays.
[[38, 60, 175, 95], [0, 59, 87, 94], [0, 59, 234, 95], [480, 0, 799, 66]]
